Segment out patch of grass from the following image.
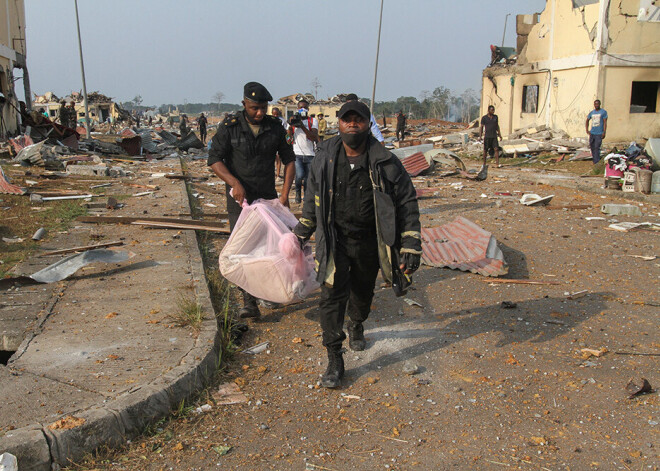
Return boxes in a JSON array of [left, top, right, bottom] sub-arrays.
[[49, 201, 88, 230], [170, 295, 205, 330]]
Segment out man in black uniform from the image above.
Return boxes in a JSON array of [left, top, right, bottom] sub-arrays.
[[197, 113, 208, 144], [293, 101, 422, 388], [208, 82, 296, 318], [395, 110, 406, 142]]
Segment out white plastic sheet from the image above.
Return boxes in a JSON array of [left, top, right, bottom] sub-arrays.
[[219, 199, 319, 304]]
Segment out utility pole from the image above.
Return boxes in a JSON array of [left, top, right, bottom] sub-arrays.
[[501, 13, 511, 47], [370, 0, 384, 115], [74, 0, 91, 138]]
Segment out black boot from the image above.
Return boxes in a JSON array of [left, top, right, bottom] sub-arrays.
[[347, 320, 366, 351], [295, 189, 302, 204], [238, 291, 260, 319], [321, 350, 344, 388]]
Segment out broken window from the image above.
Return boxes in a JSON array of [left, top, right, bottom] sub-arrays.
[[630, 81, 659, 113], [522, 85, 539, 114], [49, 109, 56, 117], [572, 0, 598, 7]]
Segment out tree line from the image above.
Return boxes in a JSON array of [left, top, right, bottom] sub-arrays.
[[367, 87, 480, 123]]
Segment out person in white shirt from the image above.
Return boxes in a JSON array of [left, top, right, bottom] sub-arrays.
[[287, 99, 319, 203]]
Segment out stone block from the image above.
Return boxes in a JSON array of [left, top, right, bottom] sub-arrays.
[[65, 165, 109, 177]]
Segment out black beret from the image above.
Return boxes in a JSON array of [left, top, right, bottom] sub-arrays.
[[243, 82, 272, 103]]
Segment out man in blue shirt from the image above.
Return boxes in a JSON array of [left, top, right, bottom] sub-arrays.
[[585, 100, 608, 164]]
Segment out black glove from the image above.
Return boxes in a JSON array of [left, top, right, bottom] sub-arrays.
[[295, 234, 308, 250], [400, 252, 420, 274]]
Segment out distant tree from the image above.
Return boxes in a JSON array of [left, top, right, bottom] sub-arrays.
[[213, 91, 225, 104], [132, 95, 143, 107]]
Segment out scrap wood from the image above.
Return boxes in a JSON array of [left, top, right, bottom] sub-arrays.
[[132, 220, 230, 233], [545, 204, 592, 210], [482, 278, 560, 285], [40, 240, 124, 256], [165, 174, 208, 181], [124, 182, 159, 190], [615, 351, 660, 357], [77, 216, 228, 227]]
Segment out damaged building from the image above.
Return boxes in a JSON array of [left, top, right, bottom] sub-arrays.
[[271, 93, 350, 125], [481, 0, 660, 142], [33, 91, 129, 126], [0, 0, 31, 139]]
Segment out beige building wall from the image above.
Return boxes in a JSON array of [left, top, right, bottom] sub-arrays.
[[0, 0, 26, 136], [482, 0, 660, 142]]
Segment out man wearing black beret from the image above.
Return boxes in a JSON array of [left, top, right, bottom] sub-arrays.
[[293, 100, 422, 388], [208, 81, 296, 319]]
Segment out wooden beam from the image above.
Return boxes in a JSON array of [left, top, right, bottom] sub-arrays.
[[131, 220, 230, 233], [40, 241, 125, 256], [481, 278, 560, 285], [77, 216, 227, 228]]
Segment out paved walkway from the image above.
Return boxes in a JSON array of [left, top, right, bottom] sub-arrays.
[[0, 158, 219, 470]]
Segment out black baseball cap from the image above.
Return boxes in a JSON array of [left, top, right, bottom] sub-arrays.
[[338, 101, 370, 120]]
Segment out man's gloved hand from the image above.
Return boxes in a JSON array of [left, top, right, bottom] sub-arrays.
[[295, 234, 308, 250], [399, 252, 421, 275]]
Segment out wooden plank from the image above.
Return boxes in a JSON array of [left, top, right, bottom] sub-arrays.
[[77, 216, 227, 227], [40, 241, 125, 256], [131, 220, 230, 233], [544, 205, 593, 210], [481, 278, 560, 286]]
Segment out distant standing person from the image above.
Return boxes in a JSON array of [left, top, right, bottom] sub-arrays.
[[198, 113, 208, 144], [67, 101, 77, 128], [271, 107, 287, 180], [479, 105, 502, 168], [179, 114, 188, 135], [317, 113, 327, 142], [395, 110, 406, 142], [287, 99, 319, 204], [58, 100, 68, 127], [586, 100, 607, 164]]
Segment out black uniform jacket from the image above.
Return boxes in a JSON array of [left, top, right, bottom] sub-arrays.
[[294, 135, 422, 285], [208, 111, 295, 202]]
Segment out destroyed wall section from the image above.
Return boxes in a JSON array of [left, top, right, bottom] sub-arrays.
[[481, 0, 660, 142], [0, 0, 27, 137]]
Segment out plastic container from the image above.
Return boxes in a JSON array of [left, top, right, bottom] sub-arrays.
[[633, 168, 652, 194], [652, 171, 660, 194]]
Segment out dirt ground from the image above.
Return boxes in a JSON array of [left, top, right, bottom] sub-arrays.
[[54, 154, 659, 471]]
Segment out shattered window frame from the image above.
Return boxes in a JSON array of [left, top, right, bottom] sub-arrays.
[[572, 0, 598, 7], [522, 85, 539, 114], [630, 81, 659, 113]]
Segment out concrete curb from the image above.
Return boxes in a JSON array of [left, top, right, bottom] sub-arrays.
[[0, 167, 220, 470]]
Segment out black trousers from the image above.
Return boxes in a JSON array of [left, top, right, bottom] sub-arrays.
[[320, 235, 380, 351]]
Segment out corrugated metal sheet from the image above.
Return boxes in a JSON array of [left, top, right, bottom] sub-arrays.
[[120, 128, 137, 138], [0, 167, 26, 195], [421, 216, 508, 277], [139, 131, 157, 153], [402, 152, 431, 177], [120, 135, 142, 156], [391, 144, 434, 160]]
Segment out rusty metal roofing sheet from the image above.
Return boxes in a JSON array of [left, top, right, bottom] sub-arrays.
[[0, 166, 26, 195], [402, 152, 431, 177], [421, 216, 508, 277]]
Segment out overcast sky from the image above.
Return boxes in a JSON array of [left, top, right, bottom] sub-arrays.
[[23, 0, 547, 106]]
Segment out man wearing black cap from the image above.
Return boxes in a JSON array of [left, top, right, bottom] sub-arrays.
[[345, 93, 384, 144], [209, 81, 296, 319], [293, 100, 422, 388]]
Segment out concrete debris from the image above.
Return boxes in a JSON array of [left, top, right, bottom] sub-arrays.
[[520, 193, 554, 206], [0, 453, 18, 471], [600, 204, 643, 217]]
